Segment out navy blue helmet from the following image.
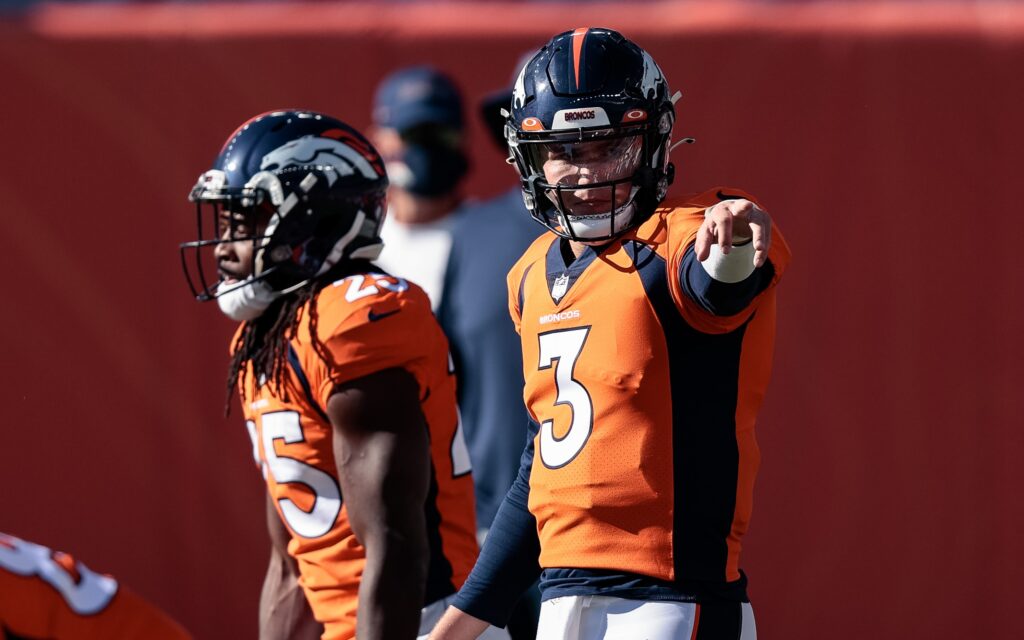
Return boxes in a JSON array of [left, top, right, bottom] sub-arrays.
[[506, 28, 677, 242], [181, 110, 388, 301]]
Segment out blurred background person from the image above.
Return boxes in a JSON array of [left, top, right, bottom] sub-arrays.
[[370, 66, 470, 310], [437, 59, 543, 640]]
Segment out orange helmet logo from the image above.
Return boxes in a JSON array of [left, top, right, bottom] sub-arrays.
[[522, 117, 544, 131]]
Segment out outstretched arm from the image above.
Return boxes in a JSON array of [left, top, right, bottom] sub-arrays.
[[259, 494, 322, 640], [683, 198, 777, 316], [328, 367, 431, 640]]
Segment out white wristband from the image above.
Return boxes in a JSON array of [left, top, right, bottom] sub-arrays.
[[699, 240, 756, 283]]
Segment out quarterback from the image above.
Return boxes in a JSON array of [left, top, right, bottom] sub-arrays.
[[430, 28, 791, 640], [181, 111, 484, 640]]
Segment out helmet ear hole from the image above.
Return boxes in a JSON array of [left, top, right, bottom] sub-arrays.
[[269, 245, 292, 263], [313, 213, 338, 238]]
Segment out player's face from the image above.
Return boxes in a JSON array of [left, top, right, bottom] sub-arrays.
[[540, 136, 643, 216], [212, 203, 270, 284]]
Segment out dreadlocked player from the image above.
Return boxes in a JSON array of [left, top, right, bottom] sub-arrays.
[[181, 110, 487, 640]]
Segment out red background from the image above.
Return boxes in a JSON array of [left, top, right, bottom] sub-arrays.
[[1, 2, 1022, 638]]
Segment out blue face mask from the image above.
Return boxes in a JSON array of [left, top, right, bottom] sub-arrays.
[[386, 143, 468, 198]]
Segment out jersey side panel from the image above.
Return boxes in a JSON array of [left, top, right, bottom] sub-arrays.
[[633, 240, 747, 582], [726, 288, 777, 580]]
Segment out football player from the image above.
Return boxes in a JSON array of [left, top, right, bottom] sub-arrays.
[[0, 533, 191, 639], [429, 28, 791, 640], [180, 111, 488, 640]]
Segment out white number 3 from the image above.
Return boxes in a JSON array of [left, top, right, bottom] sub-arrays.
[[537, 327, 593, 468], [0, 533, 118, 615]]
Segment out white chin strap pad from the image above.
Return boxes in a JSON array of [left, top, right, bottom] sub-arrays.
[[216, 279, 281, 322], [564, 203, 637, 240]]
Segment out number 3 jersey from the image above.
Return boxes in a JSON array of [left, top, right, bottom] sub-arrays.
[[236, 269, 478, 640], [506, 189, 791, 586]]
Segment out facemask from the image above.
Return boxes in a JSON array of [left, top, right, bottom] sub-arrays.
[[385, 143, 468, 197], [216, 278, 281, 322], [551, 188, 640, 241]]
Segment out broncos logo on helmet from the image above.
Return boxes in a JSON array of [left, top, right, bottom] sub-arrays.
[[260, 134, 382, 187]]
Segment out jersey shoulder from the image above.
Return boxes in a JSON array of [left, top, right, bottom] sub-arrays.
[[508, 230, 556, 278], [506, 232, 557, 325], [311, 268, 433, 340], [302, 269, 446, 405], [633, 187, 765, 255]]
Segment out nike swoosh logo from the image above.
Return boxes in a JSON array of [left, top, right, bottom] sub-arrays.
[[368, 308, 401, 322], [717, 190, 744, 201]]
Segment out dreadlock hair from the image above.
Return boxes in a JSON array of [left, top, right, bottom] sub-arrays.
[[223, 261, 368, 416]]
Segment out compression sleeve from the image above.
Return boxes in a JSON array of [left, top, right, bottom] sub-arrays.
[[680, 244, 776, 317], [451, 419, 542, 626]]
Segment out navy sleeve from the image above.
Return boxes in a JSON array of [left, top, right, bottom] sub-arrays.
[[451, 419, 542, 627], [680, 244, 776, 316]]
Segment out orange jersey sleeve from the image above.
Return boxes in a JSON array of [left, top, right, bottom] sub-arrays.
[[0, 534, 191, 640], [304, 272, 444, 409], [633, 188, 792, 334]]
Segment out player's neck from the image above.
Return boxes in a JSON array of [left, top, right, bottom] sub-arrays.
[[566, 238, 613, 262]]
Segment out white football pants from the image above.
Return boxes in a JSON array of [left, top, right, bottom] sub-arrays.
[[536, 595, 756, 640]]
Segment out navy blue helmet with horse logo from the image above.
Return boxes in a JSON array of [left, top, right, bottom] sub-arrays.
[[181, 110, 389, 302]]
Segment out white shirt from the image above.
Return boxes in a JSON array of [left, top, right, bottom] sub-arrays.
[[375, 208, 459, 311]]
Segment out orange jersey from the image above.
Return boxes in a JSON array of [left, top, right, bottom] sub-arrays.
[[237, 269, 478, 640], [507, 189, 791, 584], [0, 533, 191, 640]]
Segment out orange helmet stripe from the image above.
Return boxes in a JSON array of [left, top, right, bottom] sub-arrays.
[[572, 27, 589, 89]]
